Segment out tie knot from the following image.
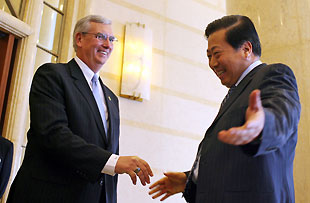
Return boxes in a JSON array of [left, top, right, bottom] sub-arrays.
[[92, 74, 99, 84], [221, 85, 237, 108], [228, 85, 236, 94]]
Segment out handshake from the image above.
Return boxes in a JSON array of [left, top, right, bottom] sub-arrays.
[[115, 156, 187, 201]]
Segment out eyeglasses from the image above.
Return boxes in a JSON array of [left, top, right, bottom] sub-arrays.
[[82, 32, 118, 43]]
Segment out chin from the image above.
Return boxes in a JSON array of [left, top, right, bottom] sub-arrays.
[[220, 80, 226, 86]]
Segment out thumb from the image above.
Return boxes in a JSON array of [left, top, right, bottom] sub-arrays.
[[249, 89, 262, 111], [164, 172, 180, 178]]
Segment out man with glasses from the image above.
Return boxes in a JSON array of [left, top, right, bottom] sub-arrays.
[[8, 15, 153, 203]]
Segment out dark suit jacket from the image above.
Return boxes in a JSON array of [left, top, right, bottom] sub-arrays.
[[7, 59, 120, 203], [186, 63, 300, 203], [0, 136, 13, 198]]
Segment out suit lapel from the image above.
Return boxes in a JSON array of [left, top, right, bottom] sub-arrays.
[[100, 79, 112, 143], [68, 59, 108, 144], [208, 64, 266, 132], [99, 79, 120, 145]]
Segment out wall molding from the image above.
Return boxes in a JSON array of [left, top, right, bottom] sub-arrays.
[[107, 0, 204, 35], [0, 10, 32, 38], [102, 71, 219, 108]]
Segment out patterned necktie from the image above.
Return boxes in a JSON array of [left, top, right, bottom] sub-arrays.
[[220, 85, 236, 109], [91, 74, 108, 135]]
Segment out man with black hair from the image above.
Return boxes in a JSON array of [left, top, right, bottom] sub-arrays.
[[149, 15, 300, 203]]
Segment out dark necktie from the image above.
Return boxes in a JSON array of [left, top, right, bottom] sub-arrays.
[[220, 85, 236, 109], [184, 86, 237, 202], [91, 75, 108, 135]]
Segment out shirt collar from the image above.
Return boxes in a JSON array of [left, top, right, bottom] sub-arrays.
[[74, 56, 100, 86], [235, 60, 262, 86]]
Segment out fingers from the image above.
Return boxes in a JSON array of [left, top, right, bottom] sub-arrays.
[[160, 193, 172, 201], [218, 121, 262, 145], [149, 177, 167, 194], [137, 159, 153, 185], [249, 89, 262, 111], [151, 189, 166, 199], [218, 127, 252, 145], [128, 171, 137, 185], [163, 172, 179, 179], [149, 172, 186, 201], [149, 179, 168, 200], [149, 178, 165, 189], [115, 156, 153, 186], [149, 185, 161, 195]]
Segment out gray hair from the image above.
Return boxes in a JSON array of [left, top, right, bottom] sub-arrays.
[[73, 15, 112, 51]]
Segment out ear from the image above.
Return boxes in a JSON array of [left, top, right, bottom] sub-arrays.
[[242, 41, 253, 58], [75, 32, 83, 48]]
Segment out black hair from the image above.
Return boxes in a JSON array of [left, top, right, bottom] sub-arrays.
[[205, 15, 261, 56]]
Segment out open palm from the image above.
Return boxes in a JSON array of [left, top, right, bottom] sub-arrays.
[[149, 172, 187, 201]]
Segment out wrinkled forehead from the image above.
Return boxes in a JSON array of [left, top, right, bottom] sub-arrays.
[[88, 22, 113, 34]]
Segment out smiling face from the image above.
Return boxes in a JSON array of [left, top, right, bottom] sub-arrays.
[[207, 29, 250, 88], [75, 22, 114, 73]]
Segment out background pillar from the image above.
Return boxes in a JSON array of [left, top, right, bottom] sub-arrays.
[[226, 1, 310, 202]]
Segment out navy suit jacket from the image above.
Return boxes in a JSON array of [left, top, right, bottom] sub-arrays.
[[186, 63, 300, 203], [0, 136, 13, 198], [8, 59, 120, 203]]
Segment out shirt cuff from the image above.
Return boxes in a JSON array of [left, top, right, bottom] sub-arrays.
[[101, 154, 120, 176]]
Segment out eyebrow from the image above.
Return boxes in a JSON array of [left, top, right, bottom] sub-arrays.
[[211, 46, 220, 51], [207, 46, 221, 53]]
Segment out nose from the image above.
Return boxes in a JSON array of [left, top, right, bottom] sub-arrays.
[[102, 38, 113, 48], [209, 56, 218, 70]]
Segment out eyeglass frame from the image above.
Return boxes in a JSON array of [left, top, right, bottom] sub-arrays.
[[82, 32, 118, 43]]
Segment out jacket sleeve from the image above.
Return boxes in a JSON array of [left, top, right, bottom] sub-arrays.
[[251, 64, 300, 156], [28, 63, 113, 182]]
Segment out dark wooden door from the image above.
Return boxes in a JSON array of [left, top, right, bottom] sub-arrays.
[[0, 31, 15, 134]]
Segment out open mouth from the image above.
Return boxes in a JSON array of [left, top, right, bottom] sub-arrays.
[[216, 70, 224, 77], [98, 50, 108, 55]]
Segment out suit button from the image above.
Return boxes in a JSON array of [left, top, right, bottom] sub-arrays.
[[100, 180, 104, 186]]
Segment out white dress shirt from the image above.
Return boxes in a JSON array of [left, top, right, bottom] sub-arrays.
[[74, 56, 119, 176]]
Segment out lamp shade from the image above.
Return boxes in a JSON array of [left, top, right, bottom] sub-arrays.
[[120, 23, 152, 101]]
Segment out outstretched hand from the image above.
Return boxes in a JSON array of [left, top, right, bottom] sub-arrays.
[[218, 89, 265, 145], [149, 172, 187, 201], [115, 156, 153, 186]]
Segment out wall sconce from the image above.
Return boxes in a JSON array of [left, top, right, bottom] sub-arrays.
[[120, 23, 152, 101]]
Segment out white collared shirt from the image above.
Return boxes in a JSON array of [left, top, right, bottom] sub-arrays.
[[74, 56, 119, 176], [235, 60, 262, 86]]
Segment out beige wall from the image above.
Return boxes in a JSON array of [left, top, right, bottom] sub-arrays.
[[7, 0, 309, 203], [86, 0, 226, 202], [227, 1, 310, 203], [2, 0, 226, 202], [2, 0, 309, 203]]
